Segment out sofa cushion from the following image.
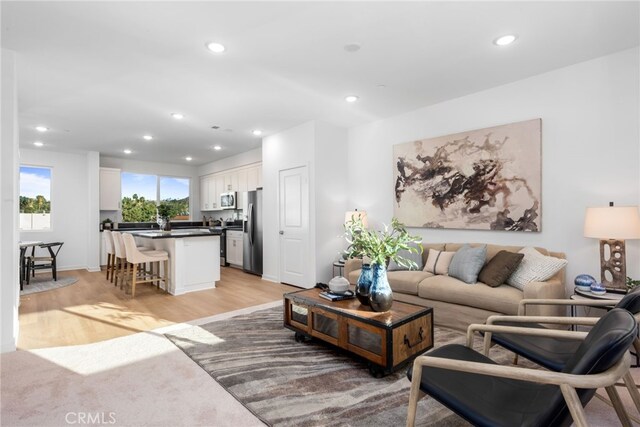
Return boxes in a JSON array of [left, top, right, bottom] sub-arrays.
[[507, 247, 568, 291], [387, 270, 434, 295], [448, 244, 487, 284], [388, 242, 424, 271], [418, 275, 523, 314], [423, 249, 456, 275], [348, 269, 362, 285], [478, 250, 525, 287]]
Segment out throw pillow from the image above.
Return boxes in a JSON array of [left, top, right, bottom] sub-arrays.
[[478, 250, 525, 287], [423, 249, 456, 275], [448, 244, 487, 284], [506, 247, 568, 291], [387, 243, 424, 271]]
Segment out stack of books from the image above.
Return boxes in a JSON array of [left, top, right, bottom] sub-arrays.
[[319, 290, 355, 301]]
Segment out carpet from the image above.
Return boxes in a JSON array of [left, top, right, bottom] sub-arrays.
[[166, 307, 530, 427], [20, 276, 78, 295]]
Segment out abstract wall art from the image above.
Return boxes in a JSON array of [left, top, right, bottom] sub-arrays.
[[393, 119, 541, 232]]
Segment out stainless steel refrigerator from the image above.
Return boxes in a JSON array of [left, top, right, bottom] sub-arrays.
[[243, 189, 263, 276]]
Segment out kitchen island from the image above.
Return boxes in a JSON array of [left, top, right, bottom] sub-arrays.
[[132, 229, 221, 295]]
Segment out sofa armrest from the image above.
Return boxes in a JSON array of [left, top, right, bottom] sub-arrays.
[[523, 278, 567, 317], [344, 258, 363, 284]]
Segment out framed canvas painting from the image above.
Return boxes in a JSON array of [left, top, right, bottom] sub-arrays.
[[393, 119, 541, 232]]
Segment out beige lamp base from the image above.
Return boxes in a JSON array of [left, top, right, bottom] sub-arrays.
[[599, 239, 627, 290]]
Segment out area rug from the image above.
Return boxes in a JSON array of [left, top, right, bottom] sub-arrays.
[[20, 276, 78, 295], [166, 307, 525, 427]]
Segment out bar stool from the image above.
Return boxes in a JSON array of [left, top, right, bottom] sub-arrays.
[[103, 230, 116, 283], [111, 231, 151, 289], [122, 233, 170, 297]]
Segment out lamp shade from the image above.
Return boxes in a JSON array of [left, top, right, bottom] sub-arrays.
[[584, 206, 640, 240], [345, 210, 368, 228]]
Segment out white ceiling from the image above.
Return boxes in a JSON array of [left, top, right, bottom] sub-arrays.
[[2, 1, 639, 165]]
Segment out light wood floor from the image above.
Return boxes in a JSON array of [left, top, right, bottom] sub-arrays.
[[18, 267, 298, 350]]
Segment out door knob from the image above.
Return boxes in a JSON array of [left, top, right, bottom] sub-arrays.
[[279, 230, 284, 235]]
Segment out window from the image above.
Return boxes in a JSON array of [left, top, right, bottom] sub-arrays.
[[19, 166, 52, 231], [120, 172, 190, 222], [160, 177, 190, 220]]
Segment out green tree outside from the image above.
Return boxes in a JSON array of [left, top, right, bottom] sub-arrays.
[[121, 194, 158, 222], [20, 195, 50, 213]]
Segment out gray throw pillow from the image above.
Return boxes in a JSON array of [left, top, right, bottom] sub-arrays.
[[387, 243, 424, 271], [448, 244, 487, 284]]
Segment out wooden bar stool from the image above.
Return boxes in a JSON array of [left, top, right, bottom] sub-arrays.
[[111, 231, 152, 290], [103, 230, 116, 283], [122, 233, 170, 297]]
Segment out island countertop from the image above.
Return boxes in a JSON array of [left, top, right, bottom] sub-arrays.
[[131, 229, 222, 239]]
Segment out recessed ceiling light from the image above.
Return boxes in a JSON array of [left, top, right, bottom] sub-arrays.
[[171, 113, 184, 120], [493, 34, 518, 46], [35, 126, 48, 132], [213, 145, 222, 151], [143, 135, 153, 141], [252, 129, 262, 136], [123, 149, 132, 154], [185, 156, 193, 161], [344, 43, 361, 53], [206, 42, 226, 53], [33, 141, 44, 147], [345, 95, 359, 103]]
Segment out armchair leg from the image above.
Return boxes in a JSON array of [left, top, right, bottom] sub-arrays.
[[560, 384, 588, 427], [406, 362, 426, 427], [622, 371, 640, 415], [605, 385, 632, 427]]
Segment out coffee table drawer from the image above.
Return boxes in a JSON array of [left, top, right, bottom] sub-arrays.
[[392, 312, 433, 366]]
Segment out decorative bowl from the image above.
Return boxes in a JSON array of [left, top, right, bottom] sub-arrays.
[[328, 276, 350, 294], [590, 282, 606, 296], [575, 274, 597, 292]]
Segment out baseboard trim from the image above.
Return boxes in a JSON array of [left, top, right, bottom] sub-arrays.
[[261, 275, 278, 283], [86, 267, 101, 273]]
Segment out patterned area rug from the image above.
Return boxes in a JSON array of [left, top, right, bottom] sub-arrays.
[[20, 276, 78, 295], [166, 307, 528, 427]]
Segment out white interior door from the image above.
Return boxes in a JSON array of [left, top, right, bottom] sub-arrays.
[[279, 165, 309, 288]]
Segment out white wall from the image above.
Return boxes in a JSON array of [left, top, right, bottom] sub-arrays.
[[348, 47, 640, 294], [263, 122, 315, 283], [262, 121, 348, 286], [100, 156, 200, 222], [314, 122, 349, 283], [197, 148, 261, 176], [1, 48, 20, 352], [19, 149, 97, 271]]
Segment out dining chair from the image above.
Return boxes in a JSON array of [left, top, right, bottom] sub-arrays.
[[406, 308, 638, 427], [27, 242, 63, 283]]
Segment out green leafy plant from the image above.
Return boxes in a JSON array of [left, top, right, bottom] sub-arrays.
[[626, 276, 640, 291], [157, 201, 181, 221], [344, 216, 422, 269]]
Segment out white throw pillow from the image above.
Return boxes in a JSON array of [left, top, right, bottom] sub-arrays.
[[506, 247, 568, 290], [423, 249, 456, 275]]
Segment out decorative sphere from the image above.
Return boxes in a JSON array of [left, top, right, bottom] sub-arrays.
[[590, 282, 606, 295], [575, 274, 597, 289]]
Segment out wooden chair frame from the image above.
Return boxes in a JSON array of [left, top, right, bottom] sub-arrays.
[[407, 346, 634, 427]]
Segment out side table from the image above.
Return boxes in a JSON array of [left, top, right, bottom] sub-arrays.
[[332, 260, 345, 277]]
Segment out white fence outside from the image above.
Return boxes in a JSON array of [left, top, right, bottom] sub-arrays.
[[20, 213, 51, 231]]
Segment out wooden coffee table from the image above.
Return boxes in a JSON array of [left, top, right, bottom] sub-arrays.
[[283, 288, 433, 376]]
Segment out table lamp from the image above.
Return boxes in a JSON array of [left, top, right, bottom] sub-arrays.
[[584, 203, 640, 290], [344, 209, 368, 229]]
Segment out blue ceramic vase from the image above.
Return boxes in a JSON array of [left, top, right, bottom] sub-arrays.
[[574, 274, 597, 290], [356, 264, 372, 306], [369, 263, 393, 312]]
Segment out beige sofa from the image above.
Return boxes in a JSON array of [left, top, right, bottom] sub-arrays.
[[344, 243, 566, 331]]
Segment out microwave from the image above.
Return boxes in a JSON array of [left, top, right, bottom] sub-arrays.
[[220, 192, 237, 209]]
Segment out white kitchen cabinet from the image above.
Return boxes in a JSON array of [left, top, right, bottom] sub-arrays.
[[99, 168, 121, 210], [226, 230, 243, 266], [256, 164, 262, 188], [247, 166, 259, 191], [200, 176, 211, 210], [236, 168, 248, 207], [214, 175, 225, 210], [225, 171, 239, 192]]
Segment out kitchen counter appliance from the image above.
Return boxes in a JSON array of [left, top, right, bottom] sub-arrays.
[[220, 192, 237, 209]]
